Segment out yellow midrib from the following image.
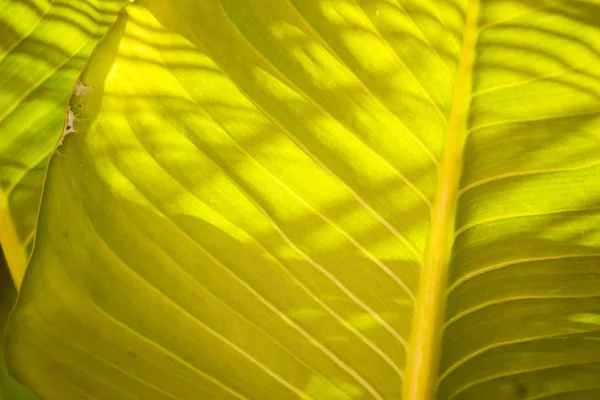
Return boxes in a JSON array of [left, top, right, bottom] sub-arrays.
[[403, 1, 480, 399]]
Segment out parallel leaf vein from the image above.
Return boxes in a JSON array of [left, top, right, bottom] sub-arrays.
[[447, 253, 600, 295], [458, 159, 600, 198], [455, 206, 600, 239], [445, 351, 600, 400]]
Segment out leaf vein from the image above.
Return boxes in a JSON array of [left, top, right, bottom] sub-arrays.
[[447, 253, 600, 295]]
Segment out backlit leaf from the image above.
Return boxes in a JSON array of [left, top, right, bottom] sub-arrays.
[[6, 0, 600, 399]]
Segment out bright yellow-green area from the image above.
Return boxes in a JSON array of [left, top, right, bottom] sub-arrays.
[[570, 314, 600, 325], [4, 0, 600, 400]]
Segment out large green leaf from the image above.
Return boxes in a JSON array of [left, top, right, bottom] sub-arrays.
[[6, 0, 600, 399], [0, 0, 129, 288]]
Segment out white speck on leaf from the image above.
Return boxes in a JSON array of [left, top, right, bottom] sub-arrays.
[[73, 80, 90, 96], [56, 107, 77, 149], [65, 107, 76, 133]]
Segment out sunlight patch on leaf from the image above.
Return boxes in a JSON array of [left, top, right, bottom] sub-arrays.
[[569, 313, 600, 325], [304, 375, 364, 400]]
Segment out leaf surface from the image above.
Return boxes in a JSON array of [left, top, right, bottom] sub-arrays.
[[6, 0, 600, 399]]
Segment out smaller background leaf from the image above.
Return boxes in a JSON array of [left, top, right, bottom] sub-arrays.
[[0, 0, 130, 288]]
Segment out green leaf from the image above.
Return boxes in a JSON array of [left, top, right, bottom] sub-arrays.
[[0, 0, 129, 288], [0, 250, 37, 400], [6, 0, 600, 399]]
